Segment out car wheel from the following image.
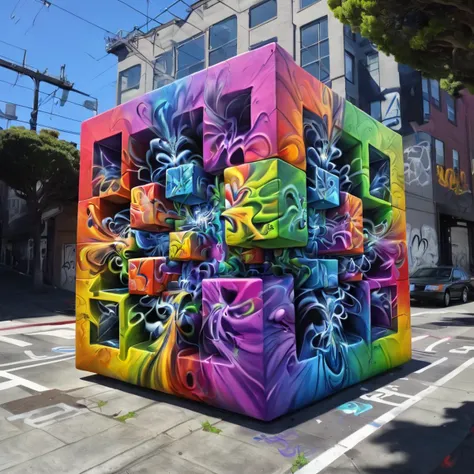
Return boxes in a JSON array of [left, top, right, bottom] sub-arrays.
[[443, 290, 451, 307], [462, 287, 469, 304]]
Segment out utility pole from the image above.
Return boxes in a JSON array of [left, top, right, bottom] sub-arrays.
[[0, 58, 96, 131]]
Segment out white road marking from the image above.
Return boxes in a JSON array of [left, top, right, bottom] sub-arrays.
[[5, 356, 75, 372], [450, 346, 474, 355], [0, 322, 75, 337], [0, 370, 48, 392], [24, 350, 49, 360], [414, 357, 448, 374], [0, 335, 32, 347], [412, 335, 429, 343], [8, 403, 87, 428], [411, 310, 470, 317], [0, 353, 71, 368], [424, 337, 451, 353], [299, 357, 474, 474], [31, 328, 75, 340]]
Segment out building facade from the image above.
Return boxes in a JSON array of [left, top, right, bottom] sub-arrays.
[[107, 0, 474, 273]]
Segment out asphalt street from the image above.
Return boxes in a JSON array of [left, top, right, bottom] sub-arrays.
[[0, 303, 473, 473]]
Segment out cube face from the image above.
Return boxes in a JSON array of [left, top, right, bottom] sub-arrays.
[[130, 183, 179, 232], [223, 158, 308, 248], [166, 164, 209, 205], [128, 257, 180, 296], [77, 44, 410, 422]]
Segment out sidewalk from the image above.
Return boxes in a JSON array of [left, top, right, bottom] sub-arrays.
[[0, 266, 75, 321]]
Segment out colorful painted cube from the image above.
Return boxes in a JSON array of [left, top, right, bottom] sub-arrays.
[[169, 231, 210, 261], [130, 183, 179, 232], [308, 165, 340, 209], [128, 257, 181, 296], [223, 158, 308, 248], [166, 164, 210, 205], [317, 192, 364, 256], [77, 43, 410, 422]]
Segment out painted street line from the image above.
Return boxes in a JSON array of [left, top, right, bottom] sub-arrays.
[[0, 335, 32, 347], [0, 321, 74, 336], [299, 357, 474, 474], [5, 356, 75, 372], [414, 357, 448, 374], [0, 370, 48, 392], [412, 335, 429, 343], [424, 337, 451, 353], [0, 319, 74, 332], [0, 353, 71, 368], [411, 310, 470, 317], [8, 403, 87, 428], [51, 346, 75, 354], [360, 385, 415, 407], [31, 328, 76, 340], [450, 346, 474, 355], [24, 350, 49, 360]]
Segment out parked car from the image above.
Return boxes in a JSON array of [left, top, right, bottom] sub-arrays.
[[410, 266, 471, 307]]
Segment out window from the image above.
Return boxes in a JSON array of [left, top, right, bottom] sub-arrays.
[[118, 65, 141, 104], [301, 17, 330, 83], [370, 101, 382, 121], [345, 51, 354, 83], [434, 138, 445, 166], [344, 24, 356, 42], [301, 0, 319, 8], [176, 35, 205, 79], [453, 149, 459, 172], [209, 16, 237, 66], [249, 0, 277, 28], [453, 269, 463, 281], [366, 52, 379, 85], [422, 78, 431, 121], [430, 79, 440, 108], [447, 95, 456, 124], [249, 37, 278, 50], [153, 51, 174, 90]]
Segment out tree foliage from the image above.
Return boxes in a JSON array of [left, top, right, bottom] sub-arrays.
[[328, 0, 474, 94], [0, 127, 79, 286]]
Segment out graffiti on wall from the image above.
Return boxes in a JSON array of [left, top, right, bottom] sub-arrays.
[[61, 244, 76, 292], [437, 166, 471, 196], [404, 141, 431, 187], [406, 224, 439, 273], [76, 44, 411, 421]]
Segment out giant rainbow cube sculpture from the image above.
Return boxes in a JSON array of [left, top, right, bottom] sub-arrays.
[[76, 44, 410, 421]]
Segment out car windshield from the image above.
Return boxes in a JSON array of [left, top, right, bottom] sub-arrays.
[[411, 268, 452, 279]]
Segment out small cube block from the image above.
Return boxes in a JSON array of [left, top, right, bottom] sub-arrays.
[[128, 257, 181, 296], [292, 257, 338, 289], [166, 164, 210, 205], [223, 158, 307, 248], [169, 231, 210, 261], [130, 183, 178, 232], [308, 165, 340, 209], [317, 192, 364, 256]]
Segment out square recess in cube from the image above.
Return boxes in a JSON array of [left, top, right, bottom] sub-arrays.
[[308, 165, 340, 209], [165, 164, 210, 205], [130, 183, 179, 232], [128, 257, 181, 296], [317, 192, 363, 256], [223, 158, 307, 249], [292, 257, 338, 289], [169, 231, 210, 261], [90, 299, 120, 349]]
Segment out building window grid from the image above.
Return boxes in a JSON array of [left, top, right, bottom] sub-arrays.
[[249, 0, 277, 29], [250, 37, 278, 50], [176, 34, 205, 79], [345, 50, 355, 83], [300, 0, 319, 8], [430, 79, 441, 108], [209, 16, 237, 66], [434, 138, 445, 167], [300, 17, 330, 83], [453, 149, 460, 173], [118, 64, 141, 104], [153, 51, 174, 90], [422, 78, 431, 122], [366, 52, 380, 85], [447, 95, 457, 124]]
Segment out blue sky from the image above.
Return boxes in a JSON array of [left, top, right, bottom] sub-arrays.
[[0, 0, 188, 143]]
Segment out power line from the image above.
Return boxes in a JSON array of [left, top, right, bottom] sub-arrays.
[[115, 0, 162, 26], [33, 0, 115, 35], [0, 39, 26, 52], [0, 78, 91, 110], [0, 98, 83, 123]]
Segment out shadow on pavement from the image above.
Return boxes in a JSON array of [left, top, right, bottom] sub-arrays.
[[82, 357, 428, 434], [355, 402, 474, 474], [418, 314, 474, 329]]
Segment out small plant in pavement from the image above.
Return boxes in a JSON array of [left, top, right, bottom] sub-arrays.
[[201, 421, 222, 434], [115, 411, 137, 423], [96, 400, 107, 411], [291, 451, 309, 473]]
